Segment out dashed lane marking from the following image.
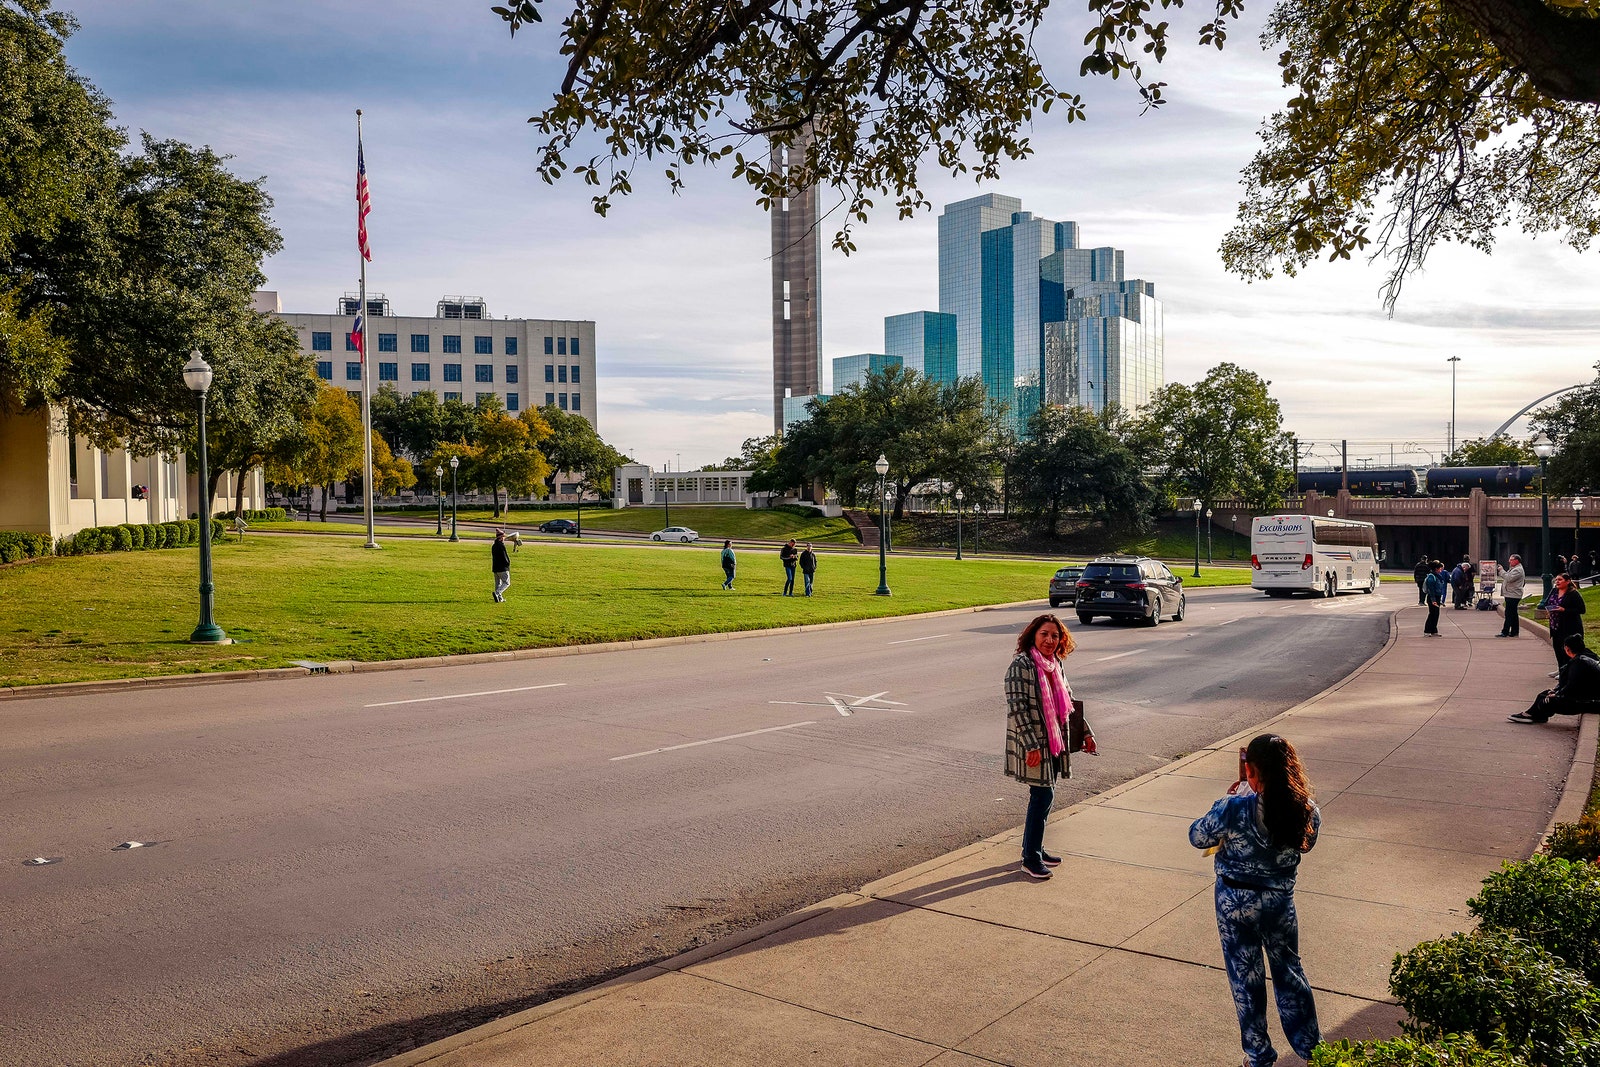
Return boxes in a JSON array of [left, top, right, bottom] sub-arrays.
[[610, 721, 818, 761], [886, 634, 950, 645], [365, 683, 568, 708]]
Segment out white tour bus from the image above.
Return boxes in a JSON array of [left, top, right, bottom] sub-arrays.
[[1250, 514, 1383, 597]]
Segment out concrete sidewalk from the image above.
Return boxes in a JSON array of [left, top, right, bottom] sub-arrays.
[[381, 602, 1591, 1067]]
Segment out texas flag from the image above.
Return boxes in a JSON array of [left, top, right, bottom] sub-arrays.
[[349, 311, 365, 362]]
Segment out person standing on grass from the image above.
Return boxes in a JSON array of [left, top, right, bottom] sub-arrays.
[[1547, 572, 1586, 671], [1498, 555, 1526, 637], [720, 540, 736, 590], [799, 543, 818, 596], [779, 539, 799, 596], [1191, 734, 1322, 1067], [1423, 561, 1447, 636], [491, 530, 511, 603]]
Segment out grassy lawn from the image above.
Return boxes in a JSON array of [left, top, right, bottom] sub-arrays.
[[375, 504, 857, 544], [0, 535, 1258, 687]]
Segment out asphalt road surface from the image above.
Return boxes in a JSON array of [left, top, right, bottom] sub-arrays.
[[1, 585, 1393, 1066]]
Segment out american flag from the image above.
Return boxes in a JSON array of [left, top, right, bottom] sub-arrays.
[[349, 311, 365, 361], [356, 142, 372, 262]]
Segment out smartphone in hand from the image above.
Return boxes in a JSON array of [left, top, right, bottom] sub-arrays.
[[1226, 746, 1248, 795]]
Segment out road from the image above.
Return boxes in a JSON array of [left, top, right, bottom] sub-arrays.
[[0, 585, 1392, 1066]]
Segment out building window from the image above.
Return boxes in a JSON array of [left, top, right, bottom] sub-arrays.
[[378, 333, 397, 352], [559, 392, 568, 410], [557, 337, 567, 356], [571, 392, 581, 411], [411, 334, 430, 353], [316, 361, 333, 380], [443, 335, 461, 354], [505, 365, 519, 384], [312, 332, 332, 351], [475, 364, 493, 383], [346, 362, 361, 381], [379, 362, 398, 381], [570, 365, 580, 384], [546, 392, 555, 406], [544, 365, 555, 382], [544, 336, 553, 355], [445, 391, 462, 402], [507, 392, 519, 412], [474, 336, 492, 355], [558, 365, 567, 383], [444, 363, 462, 382], [411, 363, 431, 382], [505, 337, 518, 356], [570, 337, 580, 355]]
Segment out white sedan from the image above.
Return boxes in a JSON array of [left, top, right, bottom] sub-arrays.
[[651, 526, 699, 543]]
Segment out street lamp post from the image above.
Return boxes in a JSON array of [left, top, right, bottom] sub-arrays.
[[1230, 514, 1238, 559], [1192, 498, 1202, 578], [874, 454, 891, 596], [434, 466, 444, 536], [954, 488, 964, 561], [1447, 355, 1461, 457], [448, 455, 460, 542], [1575, 498, 1584, 564], [1533, 433, 1554, 596], [662, 464, 671, 530], [182, 350, 226, 644], [1206, 508, 1214, 564]]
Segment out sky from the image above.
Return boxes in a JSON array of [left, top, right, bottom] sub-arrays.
[[55, 0, 1600, 473]]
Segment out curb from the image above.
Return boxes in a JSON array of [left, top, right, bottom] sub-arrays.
[[0, 599, 1051, 702], [1542, 713, 1598, 848]]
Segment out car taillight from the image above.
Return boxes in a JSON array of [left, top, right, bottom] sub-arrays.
[[1076, 580, 1091, 588], [1301, 554, 1314, 570], [1125, 582, 1146, 590], [1250, 554, 1261, 570]]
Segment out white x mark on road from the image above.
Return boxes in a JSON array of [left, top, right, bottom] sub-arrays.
[[769, 691, 912, 717]]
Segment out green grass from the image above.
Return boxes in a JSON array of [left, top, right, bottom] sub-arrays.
[[0, 535, 1257, 687], [376, 504, 856, 544]]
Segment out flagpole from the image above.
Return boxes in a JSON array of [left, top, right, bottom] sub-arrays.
[[357, 109, 378, 550]]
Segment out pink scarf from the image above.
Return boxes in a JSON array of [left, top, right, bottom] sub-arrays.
[[1029, 648, 1073, 757]]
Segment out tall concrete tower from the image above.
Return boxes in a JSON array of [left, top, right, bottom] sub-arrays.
[[770, 129, 822, 435]]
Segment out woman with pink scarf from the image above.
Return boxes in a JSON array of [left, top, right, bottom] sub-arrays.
[[1003, 613, 1095, 880]]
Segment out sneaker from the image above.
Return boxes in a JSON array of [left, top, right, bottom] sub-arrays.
[[1040, 850, 1063, 867], [1549, 670, 1561, 678], [1507, 713, 1536, 723], [1020, 860, 1052, 880]]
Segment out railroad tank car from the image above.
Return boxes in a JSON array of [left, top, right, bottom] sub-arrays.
[[1296, 468, 1420, 497], [1424, 465, 1539, 497]]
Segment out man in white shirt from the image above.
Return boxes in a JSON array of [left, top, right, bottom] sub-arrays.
[[1498, 554, 1526, 638]]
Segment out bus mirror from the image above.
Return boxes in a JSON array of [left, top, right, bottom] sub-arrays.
[[1378, 549, 1388, 563]]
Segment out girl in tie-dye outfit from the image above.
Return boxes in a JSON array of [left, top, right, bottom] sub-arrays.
[[1190, 734, 1322, 1067]]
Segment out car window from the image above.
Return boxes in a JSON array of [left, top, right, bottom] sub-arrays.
[[1054, 568, 1080, 579], [1084, 563, 1139, 580]]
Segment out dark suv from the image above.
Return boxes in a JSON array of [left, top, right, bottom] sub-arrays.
[[1074, 555, 1185, 626]]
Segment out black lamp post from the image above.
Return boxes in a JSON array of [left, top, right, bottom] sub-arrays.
[[1575, 498, 1584, 564], [1191, 498, 1202, 578], [1206, 507, 1213, 564], [434, 466, 444, 536], [662, 463, 671, 530], [1230, 513, 1237, 559], [182, 350, 226, 644], [448, 455, 460, 542], [1533, 433, 1554, 595], [955, 488, 964, 561], [874, 453, 891, 596]]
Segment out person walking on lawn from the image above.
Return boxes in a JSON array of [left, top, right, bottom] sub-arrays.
[[779, 539, 799, 596], [720, 540, 736, 590], [491, 530, 511, 603], [1498, 555, 1526, 637], [1423, 561, 1447, 636], [799, 543, 818, 596]]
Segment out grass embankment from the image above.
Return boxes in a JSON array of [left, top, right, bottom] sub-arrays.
[[375, 504, 856, 544]]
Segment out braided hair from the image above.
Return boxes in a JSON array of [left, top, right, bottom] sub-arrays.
[[1246, 733, 1316, 852]]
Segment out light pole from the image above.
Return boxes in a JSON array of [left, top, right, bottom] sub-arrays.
[[1192, 498, 1202, 578], [874, 454, 891, 596], [954, 488, 964, 561], [1533, 432, 1554, 596], [1575, 498, 1584, 565], [182, 350, 226, 644], [1206, 508, 1214, 564], [434, 466, 444, 536], [662, 463, 671, 529], [1447, 356, 1461, 457], [1230, 514, 1238, 559], [448, 455, 460, 542]]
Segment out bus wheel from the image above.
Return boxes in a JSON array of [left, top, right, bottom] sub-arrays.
[[1365, 572, 1378, 594]]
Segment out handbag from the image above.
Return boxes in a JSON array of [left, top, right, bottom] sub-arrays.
[[1068, 698, 1090, 753]]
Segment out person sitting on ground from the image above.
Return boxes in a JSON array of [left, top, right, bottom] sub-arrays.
[[1509, 635, 1600, 723]]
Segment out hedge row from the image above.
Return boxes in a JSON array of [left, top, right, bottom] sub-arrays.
[[0, 520, 228, 564], [0, 531, 54, 564], [218, 508, 287, 522]]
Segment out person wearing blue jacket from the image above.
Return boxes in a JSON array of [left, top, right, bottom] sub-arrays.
[[1423, 560, 1448, 636], [1191, 734, 1322, 1067]]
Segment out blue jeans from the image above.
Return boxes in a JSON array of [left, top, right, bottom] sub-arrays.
[[803, 570, 814, 595], [783, 564, 796, 595], [1216, 879, 1320, 1067], [1021, 784, 1054, 865], [722, 564, 735, 589]]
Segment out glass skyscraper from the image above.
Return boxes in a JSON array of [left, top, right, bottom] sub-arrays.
[[883, 311, 957, 385], [832, 353, 903, 392]]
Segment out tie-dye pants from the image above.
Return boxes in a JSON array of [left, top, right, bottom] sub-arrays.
[[1215, 878, 1320, 1067]]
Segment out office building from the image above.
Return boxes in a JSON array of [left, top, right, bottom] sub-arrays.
[[883, 311, 958, 385], [277, 293, 597, 430], [832, 353, 902, 392], [770, 129, 823, 435]]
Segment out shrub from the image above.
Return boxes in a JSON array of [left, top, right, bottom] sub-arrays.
[[1391, 929, 1600, 1066], [1310, 1034, 1529, 1067], [219, 508, 286, 522], [1471, 855, 1600, 983], [210, 518, 225, 543], [1545, 813, 1600, 865], [179, 519, 197, 545], [158, 523, 176, 548], [113, 525, 134, 551], [0, 531, 54, 563]]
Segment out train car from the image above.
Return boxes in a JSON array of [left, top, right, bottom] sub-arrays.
[[1424, 465, 1540, 497], [1296, 468, 1420, 497]]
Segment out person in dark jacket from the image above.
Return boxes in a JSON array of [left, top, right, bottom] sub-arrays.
[[1422, 561, 1447, 636], [720, 540, 736, 589], [779, 539, 799, 596], [798, 543, 818, 596], [1547, 572, 1586, 669], [1412, 557, 1430, 605], [491, 530, 511, 602], [1450, 558, 1473, 609], [1509, 635, 1600, 723]]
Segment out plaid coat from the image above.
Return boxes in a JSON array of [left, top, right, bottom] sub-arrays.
[[1004, 653, 1071, 786]]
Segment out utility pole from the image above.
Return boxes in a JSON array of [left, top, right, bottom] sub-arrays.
[[1447, 356, 1461, 458]]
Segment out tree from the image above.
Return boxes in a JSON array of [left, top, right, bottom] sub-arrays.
[[472, 410, 552, 516], [1010, 405, 1151, 537], [492, 0, 1600, 303], [204, 318, 319, 515], [369, 384, 406, 456], [536, 404, 626, 498], [706, 436, 781, 473], [1531, 376, 1600, 494], [1130, 363, 1295, 511], [265, 384, 364, 521], [1445, 435, 1538, 466]]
